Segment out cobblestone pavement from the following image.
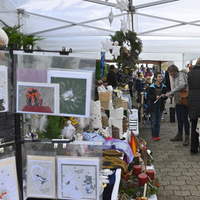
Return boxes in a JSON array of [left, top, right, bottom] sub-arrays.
[[134, 99, 200, 200]]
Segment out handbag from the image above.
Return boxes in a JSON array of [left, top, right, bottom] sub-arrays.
[[178, 77, 188, 106]]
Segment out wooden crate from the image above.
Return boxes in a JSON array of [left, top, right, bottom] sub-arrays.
[[99, 92, 112, 102]]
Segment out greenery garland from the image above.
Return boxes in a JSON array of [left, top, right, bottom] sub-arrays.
[[110, 30, 142, 70]]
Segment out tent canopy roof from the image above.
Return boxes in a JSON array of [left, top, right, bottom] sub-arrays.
[[1, 0, 200, 61]]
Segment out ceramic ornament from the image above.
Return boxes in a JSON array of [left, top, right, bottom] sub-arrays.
[[101, 38, 113, 52], [109, 8, 114, 26], [120, 17, 128, 35], [61, 120, 75, 139], [115, 0, 129, 13], [112, 41, 121, 59]]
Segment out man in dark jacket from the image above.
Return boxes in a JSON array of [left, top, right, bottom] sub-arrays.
[[147, 72, 168, 141], [188, 58, 200, 154], [107, 65, 118, 89]]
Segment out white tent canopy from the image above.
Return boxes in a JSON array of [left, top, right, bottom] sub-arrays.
[[1, 0, 200, 68]]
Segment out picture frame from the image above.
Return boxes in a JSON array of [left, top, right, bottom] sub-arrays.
[[57, 156, 100, 200], [0, 156, 19, 200], [26, 155, 56, 198], [47, 69, 93, 117], [0, 65, 8, 112], [17, 82, 59, 115]]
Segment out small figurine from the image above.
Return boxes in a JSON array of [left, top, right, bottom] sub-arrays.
[[61, 121, 75, 139]]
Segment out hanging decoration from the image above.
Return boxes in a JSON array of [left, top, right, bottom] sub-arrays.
[[109, 8, 114, 26], [115, 0, 129, 13], [112, 41, 121, 59], [101, 38, 113, 52], [120, 17, 128, 35], [110, 30, 143, 69]]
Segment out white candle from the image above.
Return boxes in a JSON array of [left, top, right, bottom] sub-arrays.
[[143, 183, 147, 197]]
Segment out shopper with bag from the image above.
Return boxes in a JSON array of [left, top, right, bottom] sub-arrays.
[[188, 58, 200, 154], [167, 65, 190, 146]]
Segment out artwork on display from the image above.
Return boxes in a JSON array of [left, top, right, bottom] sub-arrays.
[[17, 68, 47, 83], [26, 155, 56, 198], [0, 65, 8, 112], [17, 82, 59, 115], [48, 69, 92, 117], [57, 156, 100, 200], [0, 156, 19, 200]]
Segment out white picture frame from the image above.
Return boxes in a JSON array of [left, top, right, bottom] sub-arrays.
[[57, 156, 100, 200], [17, 82, 59, 115], [47, 69, 92, 117], [26, 155, 56, 198], [0, 65, 8, 112], [0, 156, 19, 200]]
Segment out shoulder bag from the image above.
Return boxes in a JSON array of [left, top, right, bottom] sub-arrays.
[[178, 77, 188, 106]]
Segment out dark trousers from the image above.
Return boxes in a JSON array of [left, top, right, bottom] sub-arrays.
[[175, 104, 190, 135], [129, 82, 133, 97], [190, 119, 199, 152], [151, 110, 163, 137]]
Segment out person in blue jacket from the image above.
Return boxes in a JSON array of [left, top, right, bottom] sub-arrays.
[[147, 71, 168, 141], [136, 73, 144, 102]]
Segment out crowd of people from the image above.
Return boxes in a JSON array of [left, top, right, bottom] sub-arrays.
[[106, 59, 200, 155]]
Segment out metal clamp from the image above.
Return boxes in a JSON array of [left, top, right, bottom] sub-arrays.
[[54, 143, 58, 148]]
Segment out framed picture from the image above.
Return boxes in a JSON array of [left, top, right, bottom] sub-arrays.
[[26, 155, 56, 198], [0, 65, 8, 112], [57, 156, 100, 200], [0, 156, 19, 200], [48, 69, 92, 117], [17, 82, 59, 115]]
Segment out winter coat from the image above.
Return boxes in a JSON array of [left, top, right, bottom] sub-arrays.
[[188, 64, 200, 120], [164, 70, 171, 92], [170, 70, 188, 105], [107, 71, 118, 88], [136, 78, 144, 91], [147, 83, 168, 112]]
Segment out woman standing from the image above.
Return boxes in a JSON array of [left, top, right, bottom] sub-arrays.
[[167, 65, 190, 146], [188, 58, 200, 154]]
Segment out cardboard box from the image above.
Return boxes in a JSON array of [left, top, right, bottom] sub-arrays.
[[100, 100, 112, 110], [99, 92, 112, 102], [121, 101, 128, 110], [109, 117, 123, 138]]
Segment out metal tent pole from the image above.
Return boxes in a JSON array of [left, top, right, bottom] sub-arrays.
[[11, 43, 23, 200]]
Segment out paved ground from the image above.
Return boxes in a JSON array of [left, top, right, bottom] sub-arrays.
[[133, 98, 200, 200]]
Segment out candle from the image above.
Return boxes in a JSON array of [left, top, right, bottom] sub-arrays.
[[143, 183, 147, 198], [121, 171, 130, 181], [138, 173, 148, 186], [146, 169, 155, 181], [133, 165, 141, 176]]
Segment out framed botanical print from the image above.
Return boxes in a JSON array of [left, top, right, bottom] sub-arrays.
[[26, 155, 56, 198], [0, 65, 8, 112], [17, 82, 59, 115], [0, 156, 19, 200], [57, 156, 100, 199], [47, 69, 93, 117]]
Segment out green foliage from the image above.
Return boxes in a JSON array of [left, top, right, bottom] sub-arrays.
[[110, 30, 143, 70], [2, 25, 44, 49], [96, 62, 101, 80], [37, 116, 65, 139]]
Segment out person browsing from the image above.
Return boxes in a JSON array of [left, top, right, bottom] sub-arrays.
[[147, 71, 168, 141]]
